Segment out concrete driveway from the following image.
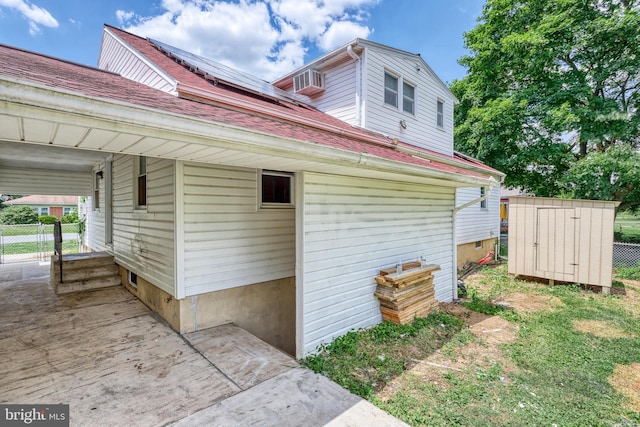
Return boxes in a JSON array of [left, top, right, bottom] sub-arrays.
[[0, 262, 408, 427]]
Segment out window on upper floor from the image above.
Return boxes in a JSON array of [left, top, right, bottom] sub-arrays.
[[384, 71, 416, 116], [402, 81, 415, 115], [384, 72, 398, 108], [480, 187, 487, 209], [437, 99, 444, 128]]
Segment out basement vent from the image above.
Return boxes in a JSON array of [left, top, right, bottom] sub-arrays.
[[293, 69, 325, 96], [129, 271, 138, 288]]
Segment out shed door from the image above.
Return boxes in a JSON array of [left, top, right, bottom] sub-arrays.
[[535, 208, 576, 281]]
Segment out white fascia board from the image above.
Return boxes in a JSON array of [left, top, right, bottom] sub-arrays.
[[0, 77, 492, 188]]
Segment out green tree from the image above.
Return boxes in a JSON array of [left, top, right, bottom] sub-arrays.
[[453, 0, 640, 208], [0, 205, 39, 225]]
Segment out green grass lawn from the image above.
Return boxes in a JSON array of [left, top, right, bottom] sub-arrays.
[[302, 265, 640, 426], [615, 212, 640, 243], [1, 240, 80, 255], [0, 223, 79, 236]]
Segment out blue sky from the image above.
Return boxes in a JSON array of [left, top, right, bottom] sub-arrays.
[[0, 0, 483, 83]]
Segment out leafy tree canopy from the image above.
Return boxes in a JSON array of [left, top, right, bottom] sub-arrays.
[[453, 0, 640, 210], [0, 205, 39, 225]]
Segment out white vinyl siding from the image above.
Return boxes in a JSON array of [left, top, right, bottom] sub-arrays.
[[456, 184, 501, 245], [364, 48, 454, 156], [112, 154, 176, 295], [301, 173, 455, 355], [86, 163, 106, 251], [284, 59, 358, 125], [0, 166, 91, 196], [182, 162, 295, 296], [98, 29, 176, 93]]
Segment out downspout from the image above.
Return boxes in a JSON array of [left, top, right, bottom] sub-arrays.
[[452, 190, 458, 301], [453, 177, 498, 213], [346, 45, 362, 127]]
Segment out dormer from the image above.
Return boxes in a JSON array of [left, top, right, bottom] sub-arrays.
[[293, 69, 325, 96]]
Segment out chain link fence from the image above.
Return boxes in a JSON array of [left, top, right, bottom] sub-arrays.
[[613, 242, 640, 268], [0, 223, 80, 264]]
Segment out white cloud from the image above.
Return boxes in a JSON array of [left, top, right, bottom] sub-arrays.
[[0, 0, 58, 35], [116, 0, 377, 80]]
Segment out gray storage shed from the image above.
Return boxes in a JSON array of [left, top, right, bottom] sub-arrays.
[[508, 197, 619, 293]]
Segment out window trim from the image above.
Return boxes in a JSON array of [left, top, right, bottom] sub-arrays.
[[259, 170, 295, 209], [475, 240, 483, 249], [134, 156, 147, 210], [436, 99, 444, 128]]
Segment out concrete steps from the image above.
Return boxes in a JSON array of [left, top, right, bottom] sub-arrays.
[[51, 252, 122, 295]]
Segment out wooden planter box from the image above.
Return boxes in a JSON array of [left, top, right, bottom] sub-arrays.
[[374, 263, 440, 324]]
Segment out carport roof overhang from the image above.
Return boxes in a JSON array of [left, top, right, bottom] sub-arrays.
[[0, 77, 492, 188]]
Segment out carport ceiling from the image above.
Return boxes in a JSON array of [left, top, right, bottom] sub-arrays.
[[0, 141, 108, 172]]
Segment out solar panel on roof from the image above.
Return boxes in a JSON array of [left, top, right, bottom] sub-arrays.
[[149, 38, 304, 105]]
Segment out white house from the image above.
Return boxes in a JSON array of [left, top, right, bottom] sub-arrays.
[[0, 26, 498, 358], [273, 39, 504, 270]]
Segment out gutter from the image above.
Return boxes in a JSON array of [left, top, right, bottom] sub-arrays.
[[1, 77, 494, 188]]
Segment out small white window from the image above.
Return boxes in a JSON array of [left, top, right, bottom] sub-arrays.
[[384, 72, 398, 108], [63, 207, 72, 215], [261, 170, 294, 208], [480, 187, 487, 209], [475, 241, 483, 249], [402, 81, 415, 115], [39, 207, 49, 216], [135, 156, 147, 209], [437, 100, 444, 128]]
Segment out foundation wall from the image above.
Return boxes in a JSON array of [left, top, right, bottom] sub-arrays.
[[119, 266, 181, 331], [457, 238, 496, 268], [179, 277, 296, 356], [119, 265, 296, 356]]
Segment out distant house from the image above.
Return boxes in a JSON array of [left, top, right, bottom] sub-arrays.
[[4, 195, 78, 218], [272, 39, 505, 269], [0, 25, 500, 358]]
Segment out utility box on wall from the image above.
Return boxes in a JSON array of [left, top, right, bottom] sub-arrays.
[[508, 197, 619, 292]]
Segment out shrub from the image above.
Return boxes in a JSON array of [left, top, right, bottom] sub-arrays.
[[60, 209, 79, 223], [0, 205, 38, 224], [38, 215, 57, 224]]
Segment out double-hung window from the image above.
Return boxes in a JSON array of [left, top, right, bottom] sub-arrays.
[[384, 71, 416, 115], [402, 81, 415, 115], [436, 99, 444, 128], [384, 72, 398, 108], [480, 187, 487, 209]]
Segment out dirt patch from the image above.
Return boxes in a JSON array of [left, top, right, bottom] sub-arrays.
[[609, 363, 640, 412], [377, 304, 519, 402], [572, 320, 633, 339], [498, 292, 565, 312]]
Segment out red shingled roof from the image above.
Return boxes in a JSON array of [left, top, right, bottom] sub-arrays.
[[5, 195, 78, 206], [0, 29, 493, 181]]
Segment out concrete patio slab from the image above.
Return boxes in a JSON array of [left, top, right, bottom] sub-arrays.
[[0, 262, 408, 426]]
